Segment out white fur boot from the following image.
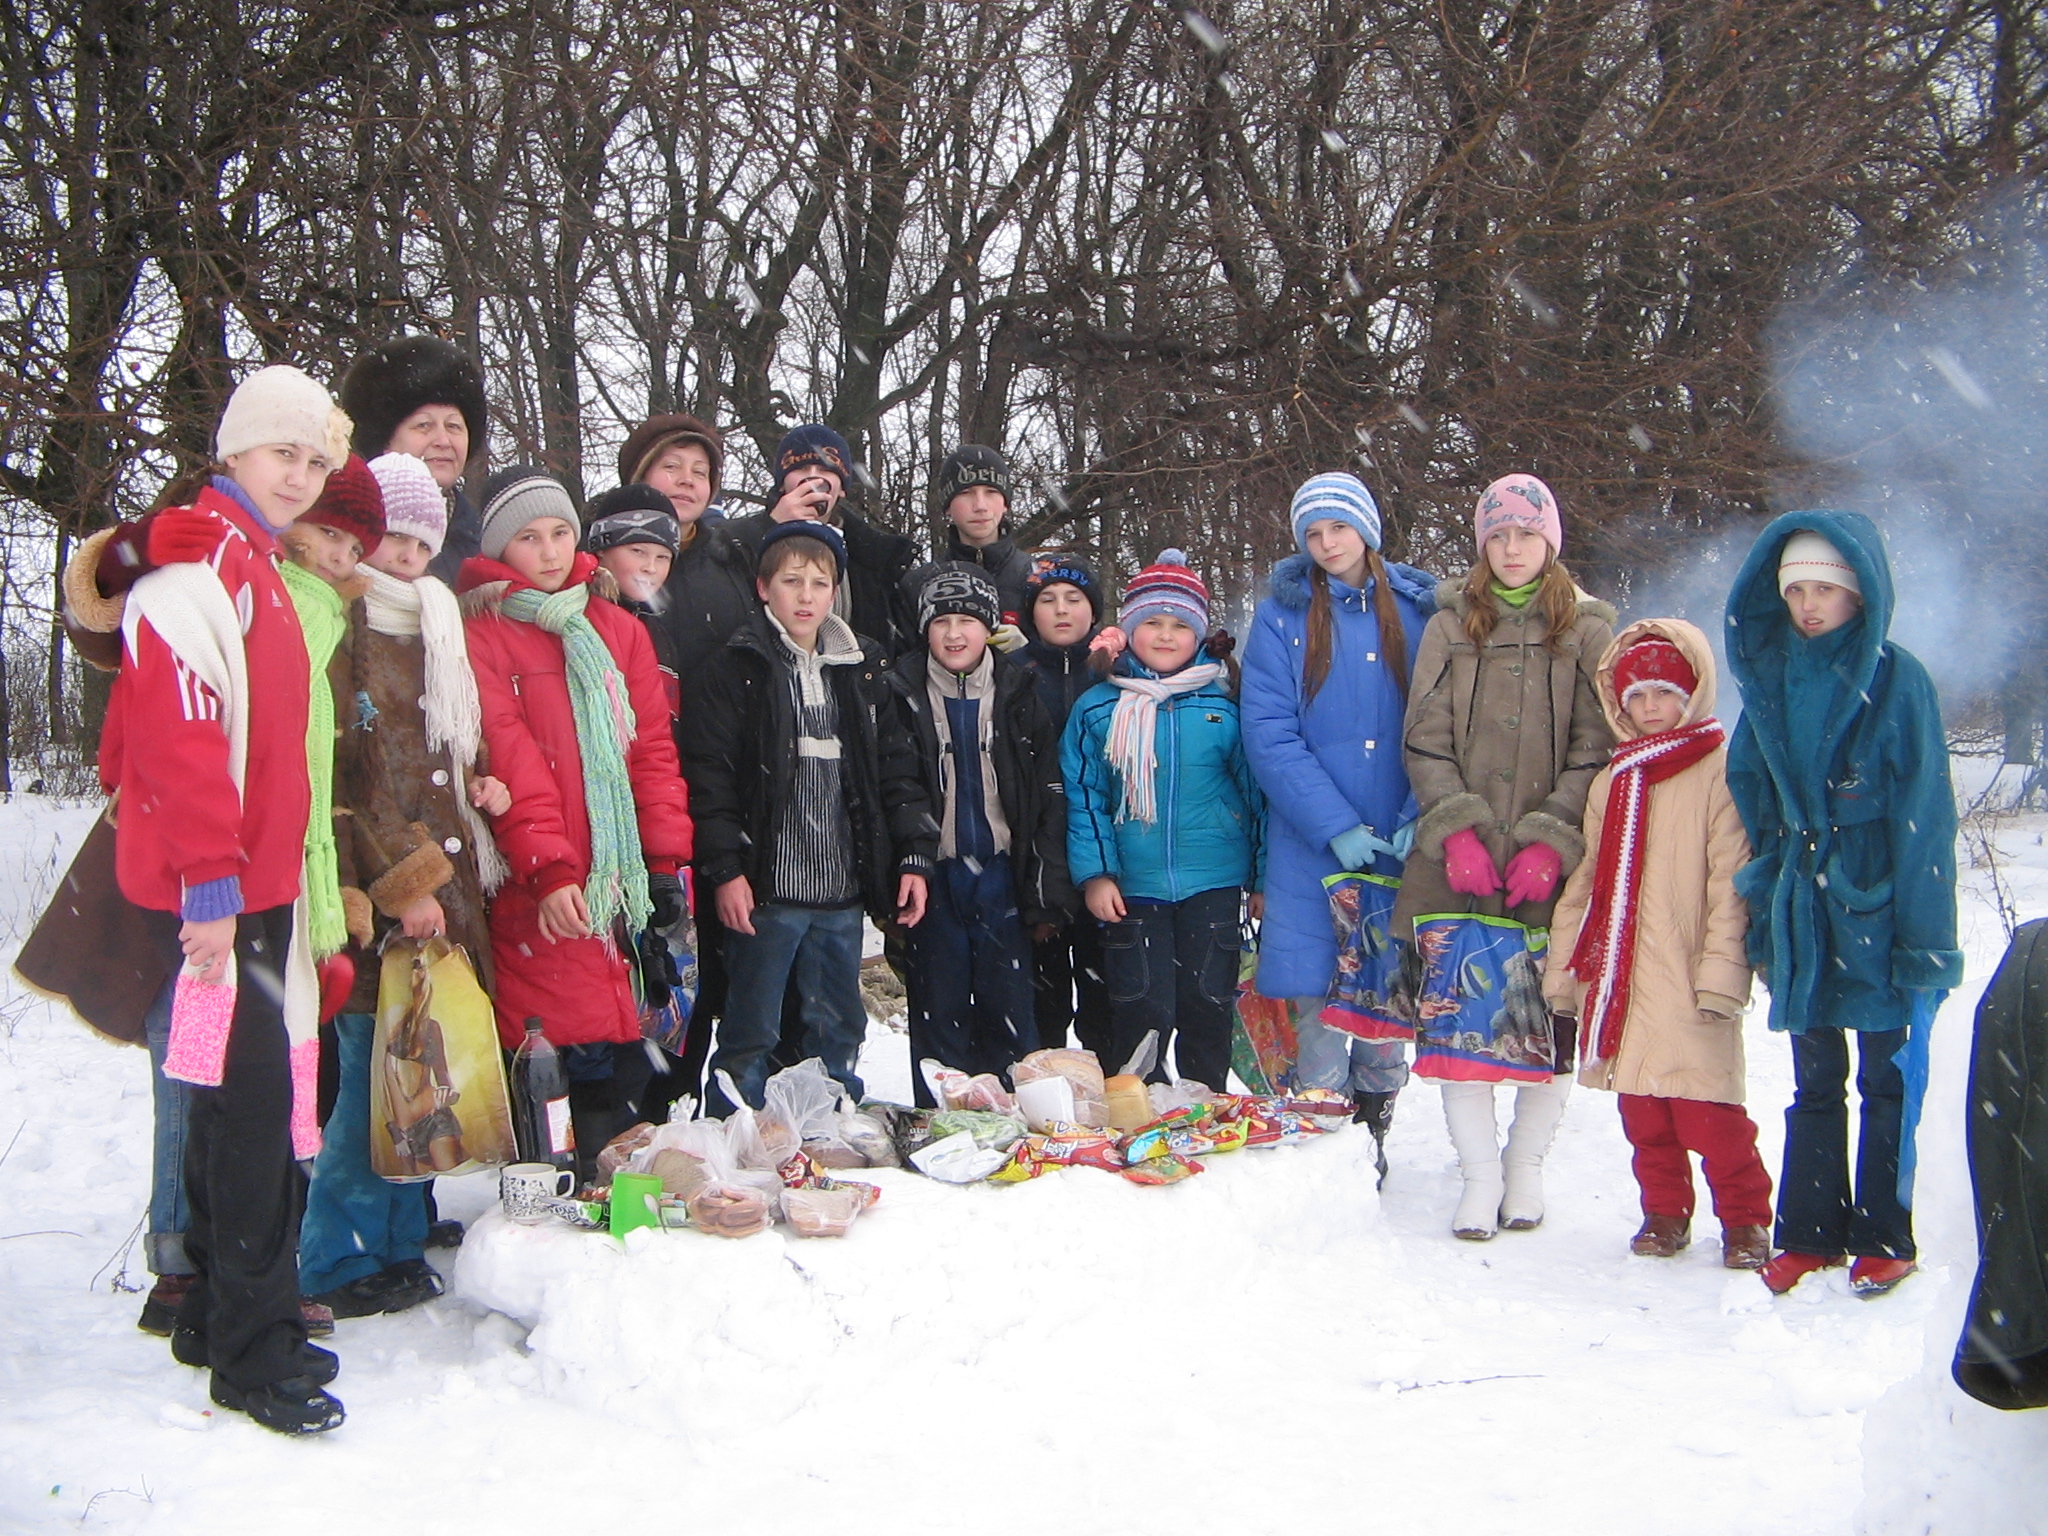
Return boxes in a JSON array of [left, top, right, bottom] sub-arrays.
[[1499, 1075, 1572, 1230], [1441, 1082, 1504, 1241]]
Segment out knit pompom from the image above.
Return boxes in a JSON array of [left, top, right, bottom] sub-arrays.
[[1157, 548, 1188, 566]]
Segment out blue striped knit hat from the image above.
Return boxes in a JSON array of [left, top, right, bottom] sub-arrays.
[[1289, 471, 1382, 554]]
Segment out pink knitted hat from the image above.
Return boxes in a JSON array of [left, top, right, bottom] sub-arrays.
[[1474, 474, 1563, 556]]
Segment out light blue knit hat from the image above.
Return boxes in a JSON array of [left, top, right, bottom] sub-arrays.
[[1290, 471, 1382, 554]]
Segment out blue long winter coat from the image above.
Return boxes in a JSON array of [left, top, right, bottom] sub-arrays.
[[1724, 509, 1962, 1034], [1062, 661, 1263, 903], [1241, 555, 1436, 999]]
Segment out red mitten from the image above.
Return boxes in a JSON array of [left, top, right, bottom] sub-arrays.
[[147, 507, 218, 566], [1442, 828, 1503, 897], [1504, 841, 1563, 907], [316, 953, 356, 1024]]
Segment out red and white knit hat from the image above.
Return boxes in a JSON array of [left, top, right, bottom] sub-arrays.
[[1117, 549, 1210, 633], [1614, 635, 1698, 709], [1776, 531, 1861, 596]]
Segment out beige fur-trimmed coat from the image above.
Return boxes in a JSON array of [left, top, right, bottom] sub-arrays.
[[1543, 618, 1754, 1103]]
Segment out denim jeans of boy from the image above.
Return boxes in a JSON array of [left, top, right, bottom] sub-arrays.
[[1777, 1025, 1913, 1259], [299, 1012, 429, 1294], [907, 855, 1038, 1104], [1100, 886, 1241, 1091], [713, 903, 867, 1111], [1289, 999, 1410, 1096], [143, 974, 194, 1277]]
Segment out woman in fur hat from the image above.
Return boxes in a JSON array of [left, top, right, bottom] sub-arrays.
[[339, 335, 490, 583]]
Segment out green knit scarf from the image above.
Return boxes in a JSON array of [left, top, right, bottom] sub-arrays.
[[499, 581, 652, 940], [1490, 574, 1545, 609], [279, 558, 349, 961]]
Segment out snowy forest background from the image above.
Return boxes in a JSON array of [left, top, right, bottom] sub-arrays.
[[1, 0, 2045, 787]]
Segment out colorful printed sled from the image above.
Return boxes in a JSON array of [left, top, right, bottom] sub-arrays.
[[1319, 872, 1411, 1042], [1409, 912, 1554, 1084]]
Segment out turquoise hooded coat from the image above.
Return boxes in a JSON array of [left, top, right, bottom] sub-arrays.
[[1723, 509, 1962, 1034]]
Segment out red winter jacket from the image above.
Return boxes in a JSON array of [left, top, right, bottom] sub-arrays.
[[460, 553, 693, 1047], [100, 484, 312, 915]]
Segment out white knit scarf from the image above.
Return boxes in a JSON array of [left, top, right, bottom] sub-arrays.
[[359, 562, 508, 892], [1105, 661, 1222, 824]]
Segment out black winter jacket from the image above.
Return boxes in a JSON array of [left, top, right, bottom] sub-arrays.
[[659, 523, 759, 704], [683, 610, 937, 919], [905, 530, 1036, 626], [887, 649, 1076, 927], [1018, 635, 1098, 735], [428, 487, 484, 586], [1955, 917, 2048, 1409], [725, 506, 918, 657]]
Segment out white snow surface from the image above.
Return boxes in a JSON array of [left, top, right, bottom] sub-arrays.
[[0, 788, 2044, 1533]]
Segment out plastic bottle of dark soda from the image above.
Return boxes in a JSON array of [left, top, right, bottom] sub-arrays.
[[512, 1017, 575, 1172]]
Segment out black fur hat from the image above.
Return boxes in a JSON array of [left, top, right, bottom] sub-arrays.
[[339, 335, 488, 459]]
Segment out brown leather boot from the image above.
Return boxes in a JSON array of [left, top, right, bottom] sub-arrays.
[[1630, 1213, 1691, 1257], [1722, 1224, 1771, 1271]]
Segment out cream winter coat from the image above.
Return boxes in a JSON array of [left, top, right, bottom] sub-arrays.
[[1544, 618, 1754, 1103]]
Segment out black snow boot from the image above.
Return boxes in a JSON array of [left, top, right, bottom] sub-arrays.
[[1351, 1091, 1396, 1185], [211, 1372, 345, 1435]]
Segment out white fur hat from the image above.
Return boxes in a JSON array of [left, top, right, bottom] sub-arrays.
[[215, 365, 352, 466], [1777, 531, 1861, 596]]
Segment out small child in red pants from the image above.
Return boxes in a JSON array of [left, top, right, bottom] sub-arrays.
[[1544, 619, 1774, 1269]]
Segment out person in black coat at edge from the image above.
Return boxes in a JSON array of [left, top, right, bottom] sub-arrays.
[[723, 424, 918, 659], [1015, 551, 1114, 1060], [1954, 917, 2048, 1410], [338, 335, 488, 585], [903, 445, 1036, 626]]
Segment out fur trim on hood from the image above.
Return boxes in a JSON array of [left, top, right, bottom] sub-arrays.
[[1432, 573, 1617, 628], [1595, 617, 1719, 740], [1267, 552, 1438, 615]]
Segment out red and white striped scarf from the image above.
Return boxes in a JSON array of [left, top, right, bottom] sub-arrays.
[[1567, 718, 1725, 1063]]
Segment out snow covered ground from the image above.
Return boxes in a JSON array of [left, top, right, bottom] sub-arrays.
[[0, 786, 2044, 1534]]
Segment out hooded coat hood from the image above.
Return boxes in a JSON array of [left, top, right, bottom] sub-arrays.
[[1722, 509, 1960, 1034], [1596, 616, 1718, 740]]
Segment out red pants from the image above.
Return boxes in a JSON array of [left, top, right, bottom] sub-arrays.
[[1618, 1094, 1773, 1226]]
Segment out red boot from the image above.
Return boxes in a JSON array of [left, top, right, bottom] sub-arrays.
[[1760, 1249, 1845, 1295], [1849, 1256, 1917, 1297]]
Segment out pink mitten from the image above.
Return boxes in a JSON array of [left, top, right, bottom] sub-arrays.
[[1442, 828, 1502, 897], [161, 956, 236, 1087], [1504, 841, 1563, 907]]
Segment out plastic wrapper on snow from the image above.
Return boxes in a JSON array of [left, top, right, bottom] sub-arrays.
[[455, 1120, 1382, 1436]]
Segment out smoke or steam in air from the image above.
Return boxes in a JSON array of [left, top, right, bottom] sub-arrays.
[[1765, 213, 2048, 703]]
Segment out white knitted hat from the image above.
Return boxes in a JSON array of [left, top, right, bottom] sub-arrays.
[[1777, 531, 1861, 596], [368, 452, 449, 555], [215, 365, 352, 466]]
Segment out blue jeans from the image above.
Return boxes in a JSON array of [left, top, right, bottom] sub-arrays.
[[907, 856, 1038, 1105], [713, 903, 867, 1111], [1290, 999, 1410, 1095], [299, 1012, 429, 1293], [143, 975, 194, 1276], [1778, 1026, 1913, 1260]]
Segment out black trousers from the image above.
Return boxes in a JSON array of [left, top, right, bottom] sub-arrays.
[[1100, 887, 1242, 1092], [149, 906, 309, 1391], [1777, 1025, 1914, 1260], [1033, 915, 1114, 1063]]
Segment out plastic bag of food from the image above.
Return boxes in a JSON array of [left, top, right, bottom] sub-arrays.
[[781, 1184, 865, 1238], [839, 1111, 900, 1168], [647, 1147, 711, 1200], [1120, 1153, 1204, 1187], [930, 1108, 1028, 1150], [596, 1122, 658, 1178], [1010, 1048, 1108, 1129], [880, 1106, 939, 1163], [714, 1070, 801, 1170], [687, 1183, 772, 1238], [920, 1059, 1017, 1114], [909, 1129, 1010, 1184], [1147, 1078, 1215, 1118], [765, 1058, 849, 1137]]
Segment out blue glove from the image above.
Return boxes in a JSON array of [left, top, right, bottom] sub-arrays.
[[1331, 824, 1397, 872], [1391, 820, 1416, 860]]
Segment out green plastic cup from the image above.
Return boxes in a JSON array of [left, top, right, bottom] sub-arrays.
[[609, 1171, 663, 1238]]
